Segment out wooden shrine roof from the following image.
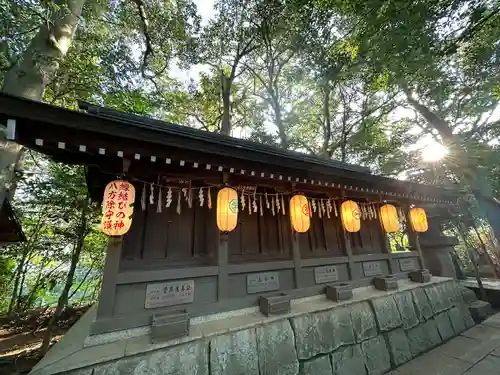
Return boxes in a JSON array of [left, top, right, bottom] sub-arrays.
[[0, 93, 460, 204]]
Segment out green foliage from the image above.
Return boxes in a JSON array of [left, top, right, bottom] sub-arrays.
[[0, 153, 105, 314]]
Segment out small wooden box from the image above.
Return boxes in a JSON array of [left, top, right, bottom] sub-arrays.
[[325, 283, 353, 302], [259, 294, 291, 316], [409, 269, 431, 283], [373, 275, 398, 291], [151, 310, 189, 343]]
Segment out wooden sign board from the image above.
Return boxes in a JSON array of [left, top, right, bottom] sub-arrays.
[[363, 261, 383, 277], [145, 280, 194, 309], [247, 272, 280, 294], [314, 265, 339, 284], [399, 258, 418, 272]]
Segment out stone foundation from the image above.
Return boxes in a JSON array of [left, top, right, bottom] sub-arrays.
[[30, 278, 475, 375]]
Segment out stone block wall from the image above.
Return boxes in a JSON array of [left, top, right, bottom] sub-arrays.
[[63, 280, 475, 375]]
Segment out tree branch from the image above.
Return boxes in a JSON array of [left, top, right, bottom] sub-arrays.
[[130, 0, 154, 76]]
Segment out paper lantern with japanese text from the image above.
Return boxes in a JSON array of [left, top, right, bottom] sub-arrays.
[[379, 204, 399, 233], [101, 180, 135, 236], [341, 200, 361, 232], [289, 195, 310, 233], [409, 207, 428, 232], [217, 187, 239, 232]]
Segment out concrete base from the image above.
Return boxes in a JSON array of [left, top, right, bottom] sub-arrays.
[[30, 277, 475, 375], [469, 300, 493, 322]]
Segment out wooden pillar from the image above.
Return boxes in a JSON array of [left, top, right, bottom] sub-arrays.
[[291, 231, 303, 288], [405, 206, 427, 270], [217, 233, 229, 300], [377, 200, 394, 274], [339, 192, 355, 280], [379, 222, 395, 274], [96, 236, 123, 318]]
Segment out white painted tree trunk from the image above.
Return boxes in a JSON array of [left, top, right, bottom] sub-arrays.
[[0, 0, 85, 209], [2, 0, 86, 100]]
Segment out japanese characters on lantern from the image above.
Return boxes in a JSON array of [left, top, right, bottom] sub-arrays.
[[409, 207, 428, 232], [289, 194, 310, 233], [341, 200, 361, 232], [379, 204, 400, 233], [217, 187, 238, 232], [101, 180, 135, 236]]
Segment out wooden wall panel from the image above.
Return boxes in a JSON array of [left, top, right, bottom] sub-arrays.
[[299, 213, 344, 258], [228, 205, 260, 259], [228, 198, 292, 262], [121, 190, 147, 260], [351, 220, 384, 255], [259, 209, 281, 254], [121, 188, 217, 265]]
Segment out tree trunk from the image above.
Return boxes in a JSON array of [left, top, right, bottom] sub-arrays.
[[41, 210, 87, 354], [16, 264, 28, 310], [321, 84, 331, 158], [274, 105, 288, 149], [8, 251, 27, 314], [220, 74, 232, 135], [1, 0, 85, 211], [2, 0, 86, 99]]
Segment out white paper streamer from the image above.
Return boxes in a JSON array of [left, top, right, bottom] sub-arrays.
[[199, 187, 204, 207], [241, 189, 245, 209], [333, 201, 338, 217], [271, 196, 276, 216], [253, 191, 258, 213], [259, 195, 263, 216], [176, 191, 181, 215], [141, 183, 146, 211], [265, 192, 270, 209], [187, 188, 192, 208], [166, 188, 172, 208], [208, 187, 212, 209], [149, 184, 154, 204], [326, 199, 332, 218], [156, 187, 162, 213], [281, 195, 286, 215], [312, 199, 317, 213], [276, 194, 280, 213]]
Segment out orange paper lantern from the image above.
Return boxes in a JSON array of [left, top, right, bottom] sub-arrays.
[[217, 187, 239, 232], [409, 207, 428, 232], [101, 180, 135, 236], [289, 195, 310, 233], [379, 204, 399, 233], [341, 200, 361, 232]]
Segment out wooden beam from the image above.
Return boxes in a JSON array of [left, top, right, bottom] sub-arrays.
[[217, 233, 229, 300], [404, 205, 427, 270], [96, 237, 123, 318], [291, 232, 303, 288]]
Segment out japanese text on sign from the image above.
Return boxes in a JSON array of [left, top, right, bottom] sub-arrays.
[[247, 272, 280, 294], [101, 180, 135, 236], [314, 265, 339, 284], [145, 280, 195, 309], [363, 261, 383, 276]]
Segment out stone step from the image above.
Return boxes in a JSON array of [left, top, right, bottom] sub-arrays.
[[461, 287, 478, 304], [469, 300, 493, 323]]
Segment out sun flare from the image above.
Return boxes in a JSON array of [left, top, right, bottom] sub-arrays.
[[421, 143, 448, 162]]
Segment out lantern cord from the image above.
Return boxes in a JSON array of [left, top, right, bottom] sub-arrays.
[[97, 171, 457, 207]]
